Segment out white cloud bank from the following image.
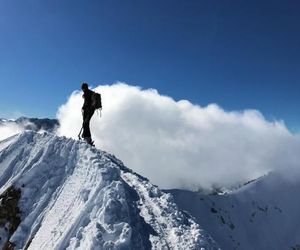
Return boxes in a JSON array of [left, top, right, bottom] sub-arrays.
[[0, 122, 26, 141], [56, 83, 300, 190], [0, 118, 55, 143]]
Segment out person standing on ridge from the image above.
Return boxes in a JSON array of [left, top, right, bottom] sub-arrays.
[[81, 82, 95, 146]]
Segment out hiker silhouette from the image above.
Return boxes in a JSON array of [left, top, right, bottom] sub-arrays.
[[81, 83, 95, 145]]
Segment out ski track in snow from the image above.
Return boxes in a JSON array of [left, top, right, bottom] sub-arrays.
[[0, 131, 218, 250]]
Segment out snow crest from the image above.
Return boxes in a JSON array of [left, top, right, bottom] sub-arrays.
[[0, 132, 218, 250]]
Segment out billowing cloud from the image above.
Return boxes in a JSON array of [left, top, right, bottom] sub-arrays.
[[57, 83, 300, 191], [0, 122, 26, 141], [0, 118, 52, 142]]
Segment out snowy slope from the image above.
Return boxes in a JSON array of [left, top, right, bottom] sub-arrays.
[[0, 131, 218, 250], [168, 172, 300, 250]]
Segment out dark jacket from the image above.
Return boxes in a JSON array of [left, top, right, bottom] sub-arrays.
[[82, 89, 94, 110]]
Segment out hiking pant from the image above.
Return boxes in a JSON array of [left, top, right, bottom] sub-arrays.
[[82, 108, 95, 138]]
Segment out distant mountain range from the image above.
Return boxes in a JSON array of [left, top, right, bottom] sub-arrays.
[[0, 117, 58, 132], [167, 171, 300, 250]]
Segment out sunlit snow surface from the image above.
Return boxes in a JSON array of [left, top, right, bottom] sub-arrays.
[[169, 172, 300, 250], [0, 131, 218, 250]]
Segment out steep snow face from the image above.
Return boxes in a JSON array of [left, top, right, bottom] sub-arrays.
[[0, 132, 218, 250], [168, 172, 300, 250]]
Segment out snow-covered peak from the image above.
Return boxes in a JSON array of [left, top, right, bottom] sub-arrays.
[[0, 131, 218, 249]]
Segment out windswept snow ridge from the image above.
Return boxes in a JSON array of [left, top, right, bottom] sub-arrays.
[[0, 131, 218, 250]]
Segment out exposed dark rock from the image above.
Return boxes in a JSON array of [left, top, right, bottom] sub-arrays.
[[0, 186, 22, 249]]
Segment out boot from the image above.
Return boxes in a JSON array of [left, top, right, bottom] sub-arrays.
[[84, 137, 94, 146]]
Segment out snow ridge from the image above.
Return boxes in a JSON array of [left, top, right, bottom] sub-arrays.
[[0, 131, 218, 250]]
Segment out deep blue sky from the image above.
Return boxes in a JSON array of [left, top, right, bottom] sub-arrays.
[[0, 0, 299, 130]]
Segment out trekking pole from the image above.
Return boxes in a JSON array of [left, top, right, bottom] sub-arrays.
[[78, 126, 83, 140], [78, 109, 87, 140], [78, 114, 89, 140]]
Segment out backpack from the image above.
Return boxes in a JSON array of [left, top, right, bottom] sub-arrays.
[[92, 92, 102, 110]]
